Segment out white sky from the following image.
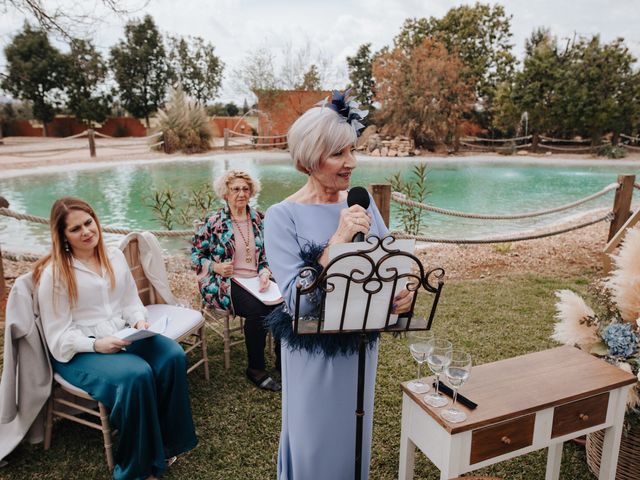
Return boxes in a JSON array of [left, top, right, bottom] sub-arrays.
[[1, 0, 639, 105]]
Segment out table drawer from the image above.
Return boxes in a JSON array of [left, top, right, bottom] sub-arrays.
[[551, 392, 609, 438], [470, 414, 535, 464]]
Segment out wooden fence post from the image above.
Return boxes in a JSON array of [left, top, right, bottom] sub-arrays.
[[223, 128, 229, 150], [531, 133, 539, 153], [0, 196, 9, 299], [87, 128, 96, 157], [608, 175, 636, 242], [369, 183, 391, 228]]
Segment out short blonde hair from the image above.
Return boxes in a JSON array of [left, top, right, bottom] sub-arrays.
[[287, 104, 358, 174], [213, 169, 261, 199]]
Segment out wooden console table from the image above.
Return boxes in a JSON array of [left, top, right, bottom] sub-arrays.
[[398, 346, 636, 479]]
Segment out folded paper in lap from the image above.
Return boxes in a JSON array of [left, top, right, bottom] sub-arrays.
[[113, 315, 169, 342], [232, 276, 284, 305]]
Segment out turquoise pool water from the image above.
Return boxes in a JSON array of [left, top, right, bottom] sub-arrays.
[[1, 152, 638, 254]]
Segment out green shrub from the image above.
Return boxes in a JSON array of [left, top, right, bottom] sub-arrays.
[[388, 163, 429, 235], [597, 144, 627, 159]]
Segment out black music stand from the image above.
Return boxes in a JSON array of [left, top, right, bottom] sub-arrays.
[[292, 234, 445, 480]]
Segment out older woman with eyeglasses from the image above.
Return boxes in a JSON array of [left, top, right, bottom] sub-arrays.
[[192, 170, 281, 391]]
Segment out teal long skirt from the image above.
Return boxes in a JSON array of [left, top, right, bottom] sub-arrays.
[[52, 335, 198, 480]]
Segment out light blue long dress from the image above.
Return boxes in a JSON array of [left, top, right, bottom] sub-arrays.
[[264, 198, 388, 480]]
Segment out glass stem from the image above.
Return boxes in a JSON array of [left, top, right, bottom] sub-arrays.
[[434, 374, 440, 395], [417, 362, 422, 381], [451, 387, 458, 409]]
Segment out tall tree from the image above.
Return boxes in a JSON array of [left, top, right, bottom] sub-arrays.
[[505, 29, 565, 137], [110, 15, 169, 127], [233, 47, 278, 97], [373, 38, 474, 149], [167, 35, 224, 104], [225, 102, 239, 117], [297, 64, 321, 90], [558, 36, 640, 142], [65, 39, 111, 125], [394, 2, 516, 127], [1, 23, 66, 136], [346, 43, 375, 109]]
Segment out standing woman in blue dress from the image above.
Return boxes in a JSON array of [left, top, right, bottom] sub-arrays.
[[264, 91, 413, 479], [34, 197, 197, 480]]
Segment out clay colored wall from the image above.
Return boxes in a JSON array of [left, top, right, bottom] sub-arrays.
[[4, 116, 147, 137], [209, 117, 254, 137], [255, 90, 330, 144]]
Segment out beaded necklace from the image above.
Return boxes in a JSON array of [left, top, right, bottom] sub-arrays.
[[232, 213, 253, 263]]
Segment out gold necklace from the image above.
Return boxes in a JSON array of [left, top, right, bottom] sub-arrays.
[[232, 213, 253, 263]]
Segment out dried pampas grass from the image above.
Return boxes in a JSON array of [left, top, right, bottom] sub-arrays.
[[617, 362, 640, 409], [553, 290, 599, 349], [607, 227, 640, 322]]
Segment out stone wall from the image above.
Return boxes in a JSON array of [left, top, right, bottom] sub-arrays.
[[357, 125, 416, 156]]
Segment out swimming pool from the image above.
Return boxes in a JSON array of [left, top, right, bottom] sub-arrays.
[[1, 152, 638, 254]]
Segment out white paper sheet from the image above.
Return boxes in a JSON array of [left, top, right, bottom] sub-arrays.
[[322, 238, 415, 331], [233, 276, 284, 305], [113, 315, 168, 342]]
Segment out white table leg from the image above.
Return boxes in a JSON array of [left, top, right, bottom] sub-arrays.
[[399, 394, 416, 480], [598, 387, 630, 480], [545, 442, 563, 480], [399, 431, 416, 480]]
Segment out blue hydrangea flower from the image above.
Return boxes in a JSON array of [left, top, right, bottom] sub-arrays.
[[602, 323, 639, 358]]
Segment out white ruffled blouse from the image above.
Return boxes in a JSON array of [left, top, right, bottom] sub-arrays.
[[38, 247, 147, 362]]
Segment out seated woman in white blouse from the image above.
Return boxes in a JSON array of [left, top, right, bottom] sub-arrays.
[[33, 197, 197, 480]]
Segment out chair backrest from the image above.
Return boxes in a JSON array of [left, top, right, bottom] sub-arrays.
[[121, 238, 167, 306]]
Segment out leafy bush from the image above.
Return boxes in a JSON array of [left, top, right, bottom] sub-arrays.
[[155, 85, 212, 153], [597, 144, 627, 159], [388, 163, 429, 235], [145, 183, 219, 230]]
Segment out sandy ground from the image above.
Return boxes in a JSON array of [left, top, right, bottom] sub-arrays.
[[0, 136, 635, 320]]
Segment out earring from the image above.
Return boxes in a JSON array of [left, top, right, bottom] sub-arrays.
[[64, 240, 70, 252]]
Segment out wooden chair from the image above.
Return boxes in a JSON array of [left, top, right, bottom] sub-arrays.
[[44, 375, 114, 472], [121, 237, 209, 380], [202, 307, 246, 370], [44, 237, 209, 472]]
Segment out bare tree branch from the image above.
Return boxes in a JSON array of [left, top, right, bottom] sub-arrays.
[[1, 0, 149, 39]]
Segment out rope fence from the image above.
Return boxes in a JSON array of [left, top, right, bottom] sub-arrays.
[[0, 208, 192, 238], [539, 135, 591, 144], [461, 135, 532, 143], [391, 183, 618, 220], [390, 212, 612, 244], [0, 130, 164, 158], [223, 128, 288, 149]]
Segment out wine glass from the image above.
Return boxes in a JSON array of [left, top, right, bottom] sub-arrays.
[[423, 338, 452, 407], [406, 331, 434, 393], [440, 350, 472, 423]]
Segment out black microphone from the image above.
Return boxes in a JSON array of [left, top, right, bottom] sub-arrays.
[[347, 186, 370, 242]]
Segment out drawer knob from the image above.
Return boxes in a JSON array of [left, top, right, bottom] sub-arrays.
[[579, 413, 590, 421], [501, 436, 511, 445]]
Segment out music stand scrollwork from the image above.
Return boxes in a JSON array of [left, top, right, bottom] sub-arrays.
[[291, 234, 445, 480]]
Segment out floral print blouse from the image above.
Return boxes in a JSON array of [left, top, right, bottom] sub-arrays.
[[191, 205, 270, 313]]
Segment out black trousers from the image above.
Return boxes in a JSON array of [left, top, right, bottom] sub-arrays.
[[231, 281, 280, 371]]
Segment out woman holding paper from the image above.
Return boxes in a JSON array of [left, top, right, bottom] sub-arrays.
[[34, 197, 197, 480], [264, 91, 413, 480], [192, 169, 281, 391]]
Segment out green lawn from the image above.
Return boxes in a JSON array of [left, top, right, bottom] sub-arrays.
[[0, 274, 598, 479]]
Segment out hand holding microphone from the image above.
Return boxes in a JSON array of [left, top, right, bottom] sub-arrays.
[[327, 186, 371, 245], [321, 187, 372, 266]]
